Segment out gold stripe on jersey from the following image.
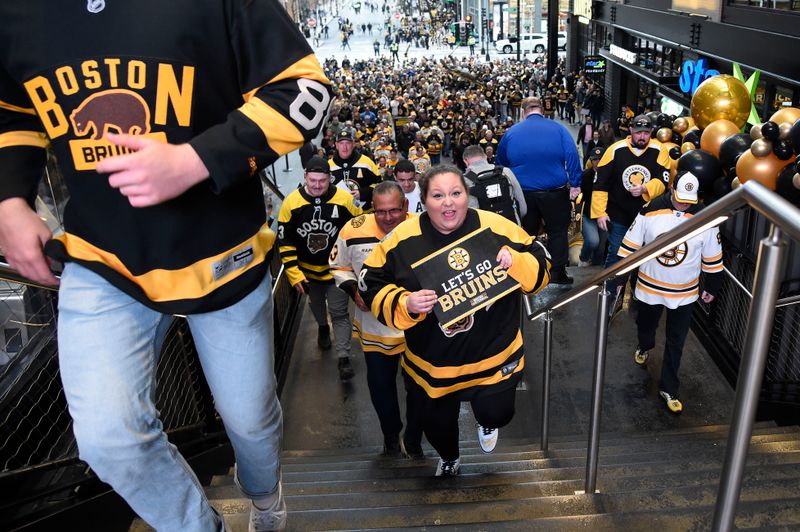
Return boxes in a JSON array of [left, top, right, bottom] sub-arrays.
[[405, 330, 523, 379], [638, 271, 698, 290], [637, 283, 699, 299], [354, 320, 404, 355], [0, 99, 36, 115], [55, 224, 274, 302], [618, 236, 641, 257], [238, 98, 305, 156], [243, 54, 330, 101], [0, 131, 49, 149], [401, 353, 525, 398], [702, 252, 724, 272]]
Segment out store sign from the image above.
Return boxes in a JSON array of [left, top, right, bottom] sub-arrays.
[[411, 227, 519, 328], [679, 58, 720, 95], [584, 55, 606, 75], [610, 44, 636, 64]]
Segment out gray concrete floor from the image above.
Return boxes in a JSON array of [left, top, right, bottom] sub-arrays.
[[280, 265, 736, 451]]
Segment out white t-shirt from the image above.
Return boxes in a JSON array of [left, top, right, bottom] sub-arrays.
[[405, 182, 425, 214]]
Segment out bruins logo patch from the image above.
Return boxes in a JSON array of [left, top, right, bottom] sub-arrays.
[[351, 214, 366, 228], [439, 314, 474, 337]]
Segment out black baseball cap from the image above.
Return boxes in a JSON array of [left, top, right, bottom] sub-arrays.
[[305, 155, 330, 174], [336, 130, 354, 141], [589, 146, 605, 160], [630, 115, 653, 133]]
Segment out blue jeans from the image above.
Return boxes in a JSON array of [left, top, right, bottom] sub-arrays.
[[580, 217, 608, 265], [604, 220, 631, 293], [58, 263, 282, 532]]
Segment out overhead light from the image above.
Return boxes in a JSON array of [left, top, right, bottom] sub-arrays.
[[617, 216, 729, 276], [531, 284, 599, 320], [578, 16, 590, 25]]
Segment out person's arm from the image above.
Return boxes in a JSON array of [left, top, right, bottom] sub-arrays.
[[276, 199, 306, 290], [505, 168, 527, 219], [329, 223, 360, 303], [562, 127, 583, 192], [701, 227, 724, 299], [360, 233, 427, 330], [0, 66, 58, 285], [591, 147, 614, 224], [617, 212, 646, 259], [101, 1, 334, 206], [490, 218, 551, 294]]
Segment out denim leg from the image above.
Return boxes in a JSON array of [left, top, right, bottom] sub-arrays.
[[363, 352, 402, 441], [187, 272, 283, 498], [604, 221, 630, 293], [325, 283, 353, 359], [580, 218, 600, 263], [57, 263, 220, 532]]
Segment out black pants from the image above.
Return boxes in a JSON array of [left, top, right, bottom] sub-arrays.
[[364, 352, 424, 448], [636, 301, 694, 397], [522, 187, 570, 271], [406, 376, 517, 461]]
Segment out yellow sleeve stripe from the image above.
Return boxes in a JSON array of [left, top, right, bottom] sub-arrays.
[[622, 237, 641, 249], [704, 252, 723, 262], [299, 262, 330, 273], [591, 190, 608, 219], [371, 284, 396, 321], [0, 131, 49, 149], [242, 54, 330, 102], [0, 99, 36, 115], [702, 264, 724, 272], [238, 98, 305, 156]]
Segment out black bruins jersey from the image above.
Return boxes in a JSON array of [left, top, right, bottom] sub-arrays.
[[591, 139, 671, 227], [0, 0, 332, 314], [278, 185, 361, 286], [360, 209, 551, 399], [329, 152, 380, 207]]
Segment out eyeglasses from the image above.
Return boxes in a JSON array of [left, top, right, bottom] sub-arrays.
[[374, 208, 404, 217]]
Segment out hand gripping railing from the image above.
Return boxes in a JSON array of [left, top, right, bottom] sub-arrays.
[[522, 180, 800, 530]]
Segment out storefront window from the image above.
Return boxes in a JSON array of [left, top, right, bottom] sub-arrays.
[[727, 0, 800, 11]]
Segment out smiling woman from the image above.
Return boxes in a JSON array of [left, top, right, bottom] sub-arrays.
[[359, 165, 551, 477]]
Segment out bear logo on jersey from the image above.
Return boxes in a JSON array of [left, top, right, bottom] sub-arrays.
[[658, 241, 688, 267], [70, 90, 151, 140], [439, 314, 474, 337]]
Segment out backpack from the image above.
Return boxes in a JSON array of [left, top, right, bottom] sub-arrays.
[[465, 166, 519, 223]]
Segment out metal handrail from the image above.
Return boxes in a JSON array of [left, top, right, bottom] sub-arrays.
[[0, 261, 59, 291], [719, 264, 800, 309], [522, 180, 800, 531]]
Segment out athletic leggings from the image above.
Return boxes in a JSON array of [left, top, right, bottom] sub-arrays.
[[405, 375, 517, 461]]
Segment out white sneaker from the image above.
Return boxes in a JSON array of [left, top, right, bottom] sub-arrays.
[[478, 425, 499, 453], [434, 457, 461, 476], [249, 481, 287, 531]]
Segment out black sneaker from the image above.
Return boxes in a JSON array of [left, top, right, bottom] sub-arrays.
[[317, 325, 331, 350], [337, 356, 354, 381], [550, 268, 574, 285], [402, 439, 425, 460], [381, 439, 402, 457]]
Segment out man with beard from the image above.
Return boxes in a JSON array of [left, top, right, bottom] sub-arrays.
[[591, 115, 671, 318], [329, 130, 380, 209]]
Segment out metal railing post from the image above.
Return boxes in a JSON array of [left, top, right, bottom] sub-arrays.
[[712, 225, 787, 531], [585, 279, 611, 494], [541, 309, 553, 451], [282, 154, 292, 172]]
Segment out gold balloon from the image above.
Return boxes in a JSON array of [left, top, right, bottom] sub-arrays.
[[750, 138, 773, 158], [680, 142, 694, 154], [769, 107, 800, 126], [750, 123, 763, 140], [700, 119, 740, 159], [779, 122, 792, 140], [690, 74, 751, 129], [736, 150, 792, 190], [731, 177, 742, 190], [794, 173, 800, 190], [673, 117, 689, 134], [656, 127, 673, 143], [685, 117, 696, 130]]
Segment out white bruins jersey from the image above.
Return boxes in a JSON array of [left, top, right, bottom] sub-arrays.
[[329, 213, 412, 355], [618, 195, 723, 309]]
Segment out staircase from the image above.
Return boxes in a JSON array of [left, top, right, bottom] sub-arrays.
[[130, 421, 800, 530]]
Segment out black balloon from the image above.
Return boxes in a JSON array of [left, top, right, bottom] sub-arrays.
[[774, 140, 794, 161], [656, 113, 672, 128], [790, 118, 800, 152], [760, 121, 780, 141], [709, 174, 733, 204], [669, 147, 682, 160], [775, 165, 800, 206], [646, 111, 661, 126], [678, 149, 722, 191], [672, 132, 683, 144], [683, 129, 702, 148], [719, 133, 753, 170]]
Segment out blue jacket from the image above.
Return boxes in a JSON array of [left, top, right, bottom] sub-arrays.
[[496, 114, 583, 191]]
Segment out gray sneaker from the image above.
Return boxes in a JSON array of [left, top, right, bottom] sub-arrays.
[[249, 482, 287, 531]]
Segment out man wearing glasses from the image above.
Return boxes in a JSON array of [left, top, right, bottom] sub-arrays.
[[329, 181, 424, 458]]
